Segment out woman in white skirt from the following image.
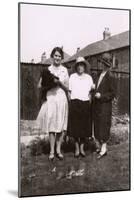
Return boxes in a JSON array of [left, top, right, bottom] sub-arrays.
[[37, 47, 69, 160]]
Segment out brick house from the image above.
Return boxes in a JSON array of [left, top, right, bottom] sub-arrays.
[[64, 30, 130, 115]]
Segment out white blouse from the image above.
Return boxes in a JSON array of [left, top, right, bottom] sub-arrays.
[[97, 71, 107, 89], [69, 73, 94, 101]]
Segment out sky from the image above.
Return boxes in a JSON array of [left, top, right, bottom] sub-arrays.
[[20, 3, 129, 63]]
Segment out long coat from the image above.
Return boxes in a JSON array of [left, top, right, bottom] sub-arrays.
[[93, 71, 115, 142]]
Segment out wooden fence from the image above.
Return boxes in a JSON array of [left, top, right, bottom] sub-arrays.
[[20, 63, 130, 120]]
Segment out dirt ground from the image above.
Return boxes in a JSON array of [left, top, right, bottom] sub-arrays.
[[20, 115, 130, 197]]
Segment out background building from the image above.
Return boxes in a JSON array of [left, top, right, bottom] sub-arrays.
[[20, 30, 130, 119], [64, 30, 130, 115]]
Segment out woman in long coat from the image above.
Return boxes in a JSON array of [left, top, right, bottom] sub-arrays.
[[93, 53, 115, 158]]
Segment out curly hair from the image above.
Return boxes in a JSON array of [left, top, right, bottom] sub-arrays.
[[50, 47, 64, 59]]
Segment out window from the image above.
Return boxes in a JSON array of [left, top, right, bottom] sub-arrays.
[[112, 54, 118, 69]]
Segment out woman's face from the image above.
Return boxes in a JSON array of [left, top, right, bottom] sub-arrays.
[[101, 62, 109, 71], [76, 63, 85, 74], [53, 51, 62, 66]]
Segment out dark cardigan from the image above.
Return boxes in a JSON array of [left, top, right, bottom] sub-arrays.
[[40, 68, 59, 102]]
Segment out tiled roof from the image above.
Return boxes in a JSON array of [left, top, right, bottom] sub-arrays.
[[65, 31, 129, 63]]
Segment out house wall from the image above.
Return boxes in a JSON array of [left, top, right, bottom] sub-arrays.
[[112, 47, 129, 73], [65, 47, 130, 115], [65, 46, 129, 73], [89, 47, 130, 115]]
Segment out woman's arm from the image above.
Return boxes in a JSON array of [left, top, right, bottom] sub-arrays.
[[58, 68, 69, 93], [99, 75, 116, 103], [37, 77, 42, 88], [58, 81, 69, 93], [88, 76, 95, 103]]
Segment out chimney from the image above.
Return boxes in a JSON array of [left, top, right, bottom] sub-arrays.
[[41, 51, 46, 64], [31, 59, 34, 63], [103, 27, 111, 40], [76, 47, 80, 53]]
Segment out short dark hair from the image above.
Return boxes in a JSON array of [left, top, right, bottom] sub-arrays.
[[50, 47, 64, 59]]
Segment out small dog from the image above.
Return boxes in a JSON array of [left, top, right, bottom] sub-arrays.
[[40, 68, 59, 102]]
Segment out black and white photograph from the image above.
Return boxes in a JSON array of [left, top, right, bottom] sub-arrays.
[[19, 2, 130, 197]]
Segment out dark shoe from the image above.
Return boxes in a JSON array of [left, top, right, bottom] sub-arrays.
[[74, 152, 80, 158], [56, 153, 64, 160], [49, 153, 54, 161], [89, 137, 94, 141], [96, 148, 101, 154], [80, 152, 86, 157], [95, 140, 101, 152], [97, 151, 107, 159]]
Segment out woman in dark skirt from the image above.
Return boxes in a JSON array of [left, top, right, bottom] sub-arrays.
[[68, 57, 94, 157]]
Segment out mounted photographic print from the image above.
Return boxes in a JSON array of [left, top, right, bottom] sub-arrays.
[[18, 2, 130, 197]]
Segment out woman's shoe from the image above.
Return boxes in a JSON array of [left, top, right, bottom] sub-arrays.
[[96, 148, 100, 154], [95, 140, 101, 153], [97, 151, 107, 159], [74, 152, 80, 158], [56, 153, 64, 160], [80, 152, 86, 157], [97, 143, 107, 159], [80, 143, 86, 157], [49, 153, 54, 161]]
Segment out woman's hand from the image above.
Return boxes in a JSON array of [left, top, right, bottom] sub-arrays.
[[54, 78, 60, 84], [68, 91, 71, 101], [88, 93, 92, 103], [95, 92, 101, 99], [37, 78, 42, 88], [58, 81, 69, 93], [91, 83, 95, 90]]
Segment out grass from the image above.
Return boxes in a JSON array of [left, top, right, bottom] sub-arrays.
[[20, 141, 130, 197], [20, 115, 130, 197]]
